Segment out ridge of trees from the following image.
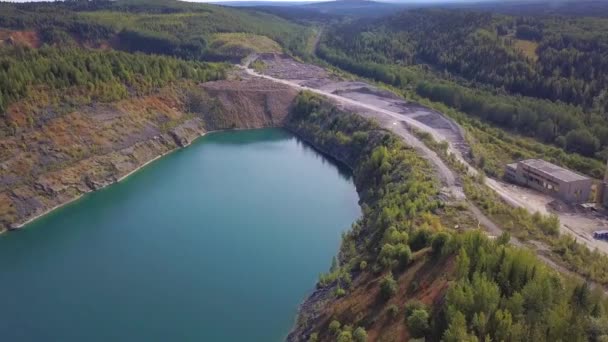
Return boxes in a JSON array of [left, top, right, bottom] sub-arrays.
[[0, 0, 312, 60], [0, 0, 312, 117], [318, 9, 608, 160], [0, 45, 227, 116], [288, 92, 608, 341]]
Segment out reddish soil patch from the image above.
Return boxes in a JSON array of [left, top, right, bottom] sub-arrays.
[[0, 28, 120, 51], [305, 250, 456, 342], [78, 34, 120, 51], [0, 29, 41, 48]]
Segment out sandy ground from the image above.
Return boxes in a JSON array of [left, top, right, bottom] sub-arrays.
[[242, 53, 608, 257]]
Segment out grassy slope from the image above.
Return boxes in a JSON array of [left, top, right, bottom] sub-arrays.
[[209, 33, 283, 57]]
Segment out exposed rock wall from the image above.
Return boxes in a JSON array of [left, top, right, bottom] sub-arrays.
[[0, 78, 298, 232], [200, 77, 298, 130]]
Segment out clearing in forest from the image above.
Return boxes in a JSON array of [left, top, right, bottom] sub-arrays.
[[210, 33, 282, 57], [513, 38, 539, 61]]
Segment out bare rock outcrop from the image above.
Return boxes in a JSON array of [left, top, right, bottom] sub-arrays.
[[201, 77, 297, 129], [0, 78, 298, 232]]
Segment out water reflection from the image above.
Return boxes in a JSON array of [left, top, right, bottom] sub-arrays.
[[0, 128, 360, 341], [295, 138, 353, 181], [208, 128, 353, 181]]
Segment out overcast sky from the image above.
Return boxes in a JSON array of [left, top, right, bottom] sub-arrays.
[[4, 0, 554, 3], [185, 0, 516, 2], [186, 0, 553, 3]]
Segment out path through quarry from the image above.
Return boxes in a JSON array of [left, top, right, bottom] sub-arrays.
[[240, 53, 608, 261]]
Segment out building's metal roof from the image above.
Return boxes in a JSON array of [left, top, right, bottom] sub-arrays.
[[519, 159, 590, 183]]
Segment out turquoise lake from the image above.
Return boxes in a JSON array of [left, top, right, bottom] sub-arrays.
[[0, 128, 360, 341]]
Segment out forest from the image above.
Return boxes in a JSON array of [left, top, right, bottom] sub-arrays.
[[317, 9, 608, 162], [0, 0, 311, 60], [0, 46, 226, 113]]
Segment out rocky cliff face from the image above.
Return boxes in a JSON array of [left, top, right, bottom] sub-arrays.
[[0, 77, 298, 232], [200, 77, 298, 130]]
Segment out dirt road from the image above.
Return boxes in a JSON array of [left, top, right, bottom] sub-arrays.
[[239, 54, 608, 292], [239, 58, 465, 200], [241, 54, 608, 256]]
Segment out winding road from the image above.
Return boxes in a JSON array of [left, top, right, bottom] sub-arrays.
[[239, 60, 464, 200], [239, 56, 608, 291]]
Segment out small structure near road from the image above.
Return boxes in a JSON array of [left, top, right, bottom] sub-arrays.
[[505, 159, 593, 204], [593, 230, 608, 241]]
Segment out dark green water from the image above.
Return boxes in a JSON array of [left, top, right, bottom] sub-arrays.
[[0, 129, 360, 341]]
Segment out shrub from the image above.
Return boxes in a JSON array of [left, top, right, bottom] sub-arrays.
[[408, 280, 419, 293], [397, 244, 412, 267], [353, 327, 368, 342], [410, 228, 433, 251], [407, 309, 430, 338], [404, 300, 427, 316], [380, 273, 398, 300], [496, 231, 511, 245], [534, 213, 560, 236], [359, 260, 368, 271], [329, 320, 341, 335], [387, 304, 399, 318], [379, 243, 397, 269], [337, 330, 353, 342], [431, 231, 450, 256], [340, 272, 352, 288]]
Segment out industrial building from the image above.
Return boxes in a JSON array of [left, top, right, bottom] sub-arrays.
[[505, 159, 593, 204]]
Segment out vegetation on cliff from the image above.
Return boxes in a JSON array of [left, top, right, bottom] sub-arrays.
[[288, 92, 608, 341], [0, 46, 226, 119]]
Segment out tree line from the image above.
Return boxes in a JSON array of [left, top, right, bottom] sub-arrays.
[[416, 81, 608, 158], [316, 9, 608, 160], [0, 0, 312, 60], [0, 45, 227, 114], [322, 9, 608, 111]]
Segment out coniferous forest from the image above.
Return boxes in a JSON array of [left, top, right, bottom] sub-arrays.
[[318, 9, 608, 165]]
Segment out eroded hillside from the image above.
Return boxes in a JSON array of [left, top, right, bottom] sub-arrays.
[[0, 75, 297, 232]]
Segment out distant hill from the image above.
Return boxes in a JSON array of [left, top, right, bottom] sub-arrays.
[[245, 0, 608, 18], [211, 1, 315, 7], [446, 0, 608, 17], [303, 0, 406, 14], [249, 0, 414, 20]]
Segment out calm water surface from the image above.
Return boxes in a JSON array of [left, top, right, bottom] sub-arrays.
[[0, 128, 360, 341]]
